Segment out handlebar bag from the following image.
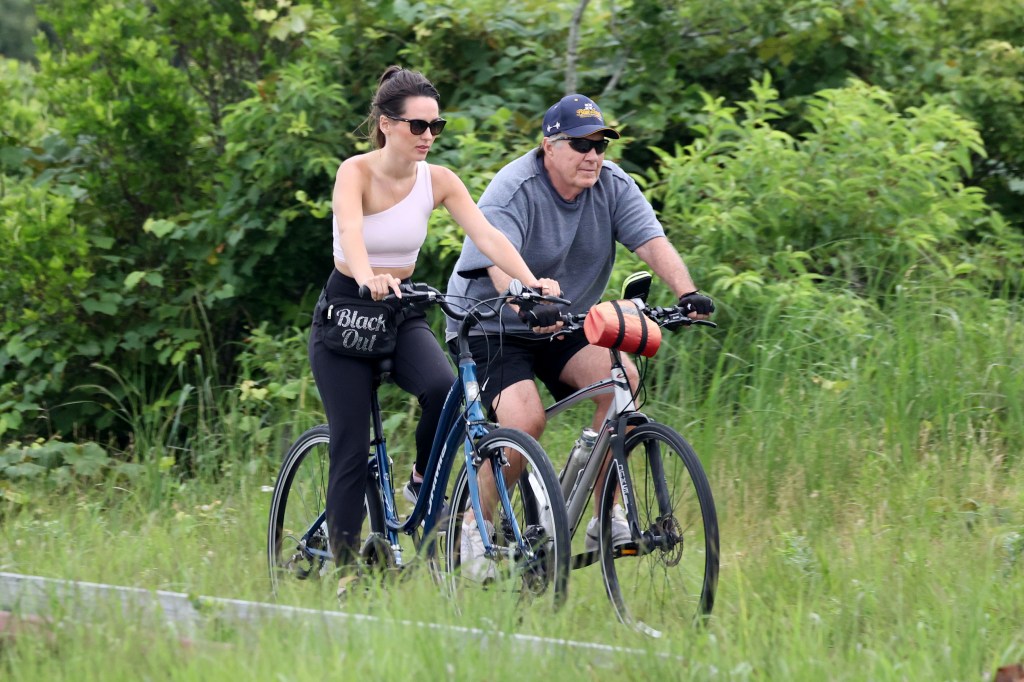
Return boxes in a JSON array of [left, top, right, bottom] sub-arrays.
[[583, 300, 662, 357], [314, 289, 400, 358]]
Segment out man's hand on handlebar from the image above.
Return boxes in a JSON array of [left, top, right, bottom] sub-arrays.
[[518, 304, 564, 333], [678, 290, 715, 319], [508, 279, 567, 333]]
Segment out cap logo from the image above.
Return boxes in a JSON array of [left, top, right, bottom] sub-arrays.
[[577, 102, 602, 120], [546, 121, 561, 132]]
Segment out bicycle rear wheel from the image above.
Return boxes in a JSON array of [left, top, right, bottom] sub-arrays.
[[442, 427, 570, 609], [599, 421, 719, 636], [267, 425, 386, 594]]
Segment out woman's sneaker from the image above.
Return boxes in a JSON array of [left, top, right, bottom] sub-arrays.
[[584, 504, 631, 552], [460, 518, 496, 583], [402, 471, 422, 504], [336, 573, 361, 602]]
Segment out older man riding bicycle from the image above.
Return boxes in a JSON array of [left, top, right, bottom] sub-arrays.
[[438, 93, 714, 579]]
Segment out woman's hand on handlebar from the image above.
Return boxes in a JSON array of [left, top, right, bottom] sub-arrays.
[[530, 277, 562, 298], [359, 273, 402, 300], [505, 279, 568, 333]]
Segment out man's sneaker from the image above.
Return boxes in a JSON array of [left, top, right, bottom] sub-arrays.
[[460, 517, 496, 583], [584, 504, 632, 553], [402, 471, 422, 504]]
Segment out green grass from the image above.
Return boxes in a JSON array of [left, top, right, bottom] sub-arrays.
[[2, 299, 1022, 680]]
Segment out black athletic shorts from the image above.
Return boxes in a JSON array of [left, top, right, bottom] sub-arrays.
[[448, 331, 591, 418]]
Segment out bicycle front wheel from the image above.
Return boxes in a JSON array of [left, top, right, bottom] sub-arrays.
[[267, 425, 386, 595], [442, 427, 570, 610], [599, 421, 719, 636]]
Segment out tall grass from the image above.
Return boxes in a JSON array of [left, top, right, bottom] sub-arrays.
[[1, 295, 1022, 680]]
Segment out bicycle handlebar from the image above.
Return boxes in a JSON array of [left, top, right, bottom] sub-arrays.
[[359, 281, 471, 320], [358, 280, 570, 323], [555, 301, 718, 335]]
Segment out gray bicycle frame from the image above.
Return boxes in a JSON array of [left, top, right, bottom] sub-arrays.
[[544, 347, 648, 539]]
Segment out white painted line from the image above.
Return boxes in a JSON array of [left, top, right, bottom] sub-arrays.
[[0, 572, 678, 660]]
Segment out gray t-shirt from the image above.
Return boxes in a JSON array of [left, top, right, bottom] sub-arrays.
[[445, 149, 665, 337]]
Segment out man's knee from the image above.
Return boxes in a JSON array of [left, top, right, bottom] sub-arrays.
[[493, 382, 547, 437], [561, 345, 614, 388], [501, 409, 547, 438]]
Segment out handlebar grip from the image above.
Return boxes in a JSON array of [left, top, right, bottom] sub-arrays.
[[561, 312, 586, 325]]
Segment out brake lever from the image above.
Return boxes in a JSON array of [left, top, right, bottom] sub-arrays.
[[506, 279, 570, 306], [360, 282, 435, 304], [663, 315, 718, 330]]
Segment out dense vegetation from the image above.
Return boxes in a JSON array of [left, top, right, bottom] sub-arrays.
[[1, 1, 1022, 678], [1, 0, 1021, 453]]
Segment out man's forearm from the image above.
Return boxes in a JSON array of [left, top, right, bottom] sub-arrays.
[[635, 236, 698, 297]]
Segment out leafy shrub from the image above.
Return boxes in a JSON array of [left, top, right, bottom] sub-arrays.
[[2, 0, 1023, 463], [645, 75, 1023, 303], [0, 438, 128, 503]]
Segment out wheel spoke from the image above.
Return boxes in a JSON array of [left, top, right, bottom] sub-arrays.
[[441, 428, 569, 610], [600, 422, 719, 636]]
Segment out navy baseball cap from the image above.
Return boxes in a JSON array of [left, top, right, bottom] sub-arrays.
[[542, 94, 620, 139]]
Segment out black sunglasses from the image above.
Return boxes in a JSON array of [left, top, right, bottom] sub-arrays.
[[387, 115, 447, 136], [556, 137, 610, 155]]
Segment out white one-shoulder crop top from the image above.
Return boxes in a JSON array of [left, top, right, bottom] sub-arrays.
[[332, 160, 433, 268]]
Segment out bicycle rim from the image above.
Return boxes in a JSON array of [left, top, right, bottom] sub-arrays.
[[442, 427, 570, 610], [599, 422, 719, 636], [267, 425, 386, 595]]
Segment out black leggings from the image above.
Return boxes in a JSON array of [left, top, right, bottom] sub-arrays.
[[308, 270, 454, 566]]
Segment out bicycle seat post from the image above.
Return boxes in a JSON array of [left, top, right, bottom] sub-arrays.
[[372, 357, 394, 387]]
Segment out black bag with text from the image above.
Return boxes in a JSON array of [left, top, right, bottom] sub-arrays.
[[317, 294, 398, 359]]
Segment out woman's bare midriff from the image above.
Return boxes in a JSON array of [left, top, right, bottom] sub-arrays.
[[335, 260, 415, 282]]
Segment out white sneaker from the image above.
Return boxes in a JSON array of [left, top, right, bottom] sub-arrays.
[[460, 518, 496, 582], [584, 504, 632, 552]]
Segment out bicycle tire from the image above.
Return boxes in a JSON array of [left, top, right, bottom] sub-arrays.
[[441, 427, 570, 609], [266, 425, 387, 594], [598, 421, 719, 636]]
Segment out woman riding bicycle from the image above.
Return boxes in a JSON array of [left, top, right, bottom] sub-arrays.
[[310, 66, 559, 593]]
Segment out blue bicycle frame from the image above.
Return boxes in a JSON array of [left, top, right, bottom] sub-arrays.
[[304, 293, 535, 568]]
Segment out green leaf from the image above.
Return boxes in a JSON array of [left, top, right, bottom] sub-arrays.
[[67, 443, 110, 477], [142, 218, 178, 238], [4, 461, 46, 479], [81, 292, 123, 315], [124, 271, 147, 290]]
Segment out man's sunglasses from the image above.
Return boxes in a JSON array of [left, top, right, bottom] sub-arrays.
[[553, 137, 610, 155], [387, 115, 447, 136]]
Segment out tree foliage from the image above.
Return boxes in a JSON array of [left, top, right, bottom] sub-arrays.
[[0, 0, 1022, 462]]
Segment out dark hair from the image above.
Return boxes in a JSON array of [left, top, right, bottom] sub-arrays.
[[366, 66, 441, 149]]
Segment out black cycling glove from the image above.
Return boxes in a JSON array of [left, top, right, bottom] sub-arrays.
[[678, 291, 715, 316], [518, 304, 562, 329]]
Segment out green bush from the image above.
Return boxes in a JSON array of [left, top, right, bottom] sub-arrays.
[[2, 0, 1023, 465], [645, 76, 1022, 303]]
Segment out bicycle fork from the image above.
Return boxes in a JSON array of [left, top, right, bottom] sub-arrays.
[[609, 419, 682, 557]]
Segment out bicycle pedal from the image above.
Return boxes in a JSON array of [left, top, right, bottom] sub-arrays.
[[613, 542, 640, 557]]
